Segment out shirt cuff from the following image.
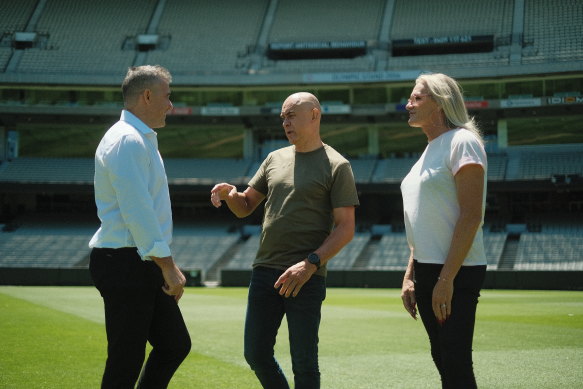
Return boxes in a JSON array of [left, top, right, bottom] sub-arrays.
[[140, 241, 172, 260]]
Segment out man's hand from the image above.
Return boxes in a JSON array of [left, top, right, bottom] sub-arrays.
[[151, 256, 186, 302], [274, 260, 317, 298], [210, 183, 237, 208]]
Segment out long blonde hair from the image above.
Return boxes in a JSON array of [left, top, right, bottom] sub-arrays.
[[417, 73, 483, 145]]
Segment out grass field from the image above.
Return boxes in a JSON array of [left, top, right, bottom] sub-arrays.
[[0, 286, 581, 388]]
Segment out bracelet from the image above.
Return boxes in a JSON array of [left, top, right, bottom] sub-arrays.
[[438, 276, 448, 282]]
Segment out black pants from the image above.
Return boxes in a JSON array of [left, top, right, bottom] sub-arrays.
[[414, 261, 486, 389], [90, 248, 191, 389]]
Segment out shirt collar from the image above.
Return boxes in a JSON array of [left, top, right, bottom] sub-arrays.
[[120, 110, 154, 135]]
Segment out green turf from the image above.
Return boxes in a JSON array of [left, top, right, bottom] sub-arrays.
[[0, 287, 581, 388]]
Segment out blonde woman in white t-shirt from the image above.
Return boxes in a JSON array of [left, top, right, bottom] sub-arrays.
[[400, 73, 488, 389]]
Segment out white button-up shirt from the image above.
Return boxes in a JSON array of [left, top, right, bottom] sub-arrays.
[[89, 110, 172, 259]]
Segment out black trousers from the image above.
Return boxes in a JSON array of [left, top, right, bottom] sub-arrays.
[[90, 248, 191, 389], [414, 261, 486, 389]]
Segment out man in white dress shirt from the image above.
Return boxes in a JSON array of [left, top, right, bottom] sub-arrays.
[[89, 65, 191, 388]]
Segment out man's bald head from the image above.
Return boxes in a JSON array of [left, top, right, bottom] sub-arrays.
[[283, 92, 321, 112], [280, 92, 323, 151]]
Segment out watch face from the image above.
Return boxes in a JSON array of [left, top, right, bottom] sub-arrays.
[[308, 253, 320, 264]]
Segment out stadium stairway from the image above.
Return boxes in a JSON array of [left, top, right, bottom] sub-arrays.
[[204, 237, 247, 284], [498, 234, 520, 270]]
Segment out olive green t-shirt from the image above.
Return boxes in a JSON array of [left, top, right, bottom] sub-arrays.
[[248, 144, 360, 277]]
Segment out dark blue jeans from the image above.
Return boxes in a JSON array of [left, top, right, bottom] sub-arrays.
[[244, 266, 326, 389], [90, 248, 191, 389], [414, 260, 486, 389]]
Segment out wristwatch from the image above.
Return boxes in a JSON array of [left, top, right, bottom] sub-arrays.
[[307, 252, 321, 269]]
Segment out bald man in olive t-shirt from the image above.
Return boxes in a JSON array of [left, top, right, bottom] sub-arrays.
[[211, 92, 359, 389]]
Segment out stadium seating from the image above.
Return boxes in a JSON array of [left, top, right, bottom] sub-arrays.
[[0, 220, 94, 268], [16, 0, 156, 75], [0, 0, 580, 77], [371, 157, 417, 183], [522, 0, 583, 64], [1, 146, 581, 185], [172, 229, 239, 275], [0, 1, 582, 286], [487, 153, 508, 181], [366, 233, 410, 270], [507, 145, 583, 181], [0, 157, 255, 185], [225, 235, 260, 270], [0, 48, 13, 72], [387, 0, 514, 71], [515, 232, 583, 270], [348, 159, 377, 184], [165, 158, 254, 185], [391, 0, 514, 40], [0, 157, 94, 184], [327, 234, 369, 270], [270, 0, 385, 42], [483, 232, 507, 269], [0, 0, 36, 32], [147, 0, 269, 74]]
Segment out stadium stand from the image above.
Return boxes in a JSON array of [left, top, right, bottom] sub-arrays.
[[260, 0, 385, 73], [0, 49, 11, 71], [16, 0, 156, 75], [0, 158, 254, 185], [366, 234, 410, 270], [225, 235, 261, 270], [483, 232, 507, 270], [371, 156, 417, 183], [270, 0, 385, 42], [0, 1, 581, 289], [348, 159, 377, 184], [172, 228, 239, 277], [505, 144, 583, 181], [326, 233, 369, 270], [165, 158, 254, 185], [487, 153, 508, 181], [515, 232, 583, 270], [0, 0, 37, 32], [387, 0, 514, 70], [0, 157, 94, 184], [0, 218, 94, 268], [522, 0, 583, 64], [0, 147, 581, 185], [390, 0, 514, 40], [147, 0, 269, 74]]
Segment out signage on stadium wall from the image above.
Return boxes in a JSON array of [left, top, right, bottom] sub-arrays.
[[321, 104, 351, 114], [264, 105, 351, 115], [392, 35, 494, 56], [169, 107, 192, 115], [201, 106, 240, 116], [547, 96, 583, 105], [464, 101, 489, 109], [499, 98, 542, 108], [303, 70, 423, 84], [395, 100, 488, 112], [267, 40, 367, 60]]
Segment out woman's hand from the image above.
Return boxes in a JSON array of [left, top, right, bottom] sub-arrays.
[[432, 277, 453, 325], [401, 278, 417, 320]]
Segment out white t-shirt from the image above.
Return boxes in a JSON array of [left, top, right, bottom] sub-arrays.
[[400, 128, 487, 266]]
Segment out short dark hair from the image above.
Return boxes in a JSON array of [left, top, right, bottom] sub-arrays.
[[122, 65, 172, 106]]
